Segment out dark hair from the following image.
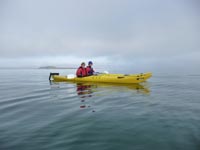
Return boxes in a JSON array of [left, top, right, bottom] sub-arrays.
[[81, 62, 85, 65], [88, 61, 93, 65]]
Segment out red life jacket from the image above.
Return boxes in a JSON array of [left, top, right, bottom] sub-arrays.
[[86, 66, 94, 75], [76, 66, 87, 77]]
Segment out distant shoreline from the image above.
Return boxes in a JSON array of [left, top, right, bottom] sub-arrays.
[[38, 66, 76, 69], [39, 68, 76, 69], [0, 67, 76, 69]]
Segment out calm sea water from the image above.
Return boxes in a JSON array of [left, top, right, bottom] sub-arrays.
[[0, 69, 200, 150]]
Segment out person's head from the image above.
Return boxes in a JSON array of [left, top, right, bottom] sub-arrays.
[[88, 61, 93, 66], [81, 62, 86, 68]]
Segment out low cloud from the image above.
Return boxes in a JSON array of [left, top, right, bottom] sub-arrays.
[[0, 0, 199, 73]]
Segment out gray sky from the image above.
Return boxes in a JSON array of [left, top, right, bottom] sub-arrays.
[[0, 0, 200, 73]]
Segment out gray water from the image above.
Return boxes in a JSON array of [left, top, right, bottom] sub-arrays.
[[0, 69, 200, 150]]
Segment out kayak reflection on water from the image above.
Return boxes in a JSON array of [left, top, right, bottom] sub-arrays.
[[76, 83, 95, 98], [76, 83, 97, 111], [49, 81, 150, 112], [76, 82, 150, 112], [76, 82, 150, 96]]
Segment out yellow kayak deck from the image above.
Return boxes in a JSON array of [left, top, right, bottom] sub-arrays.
[[52, 72, 152, 84]]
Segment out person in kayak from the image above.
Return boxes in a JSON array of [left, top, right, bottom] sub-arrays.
[[76, 62, 87, 77], [86, 61, 95, 76]]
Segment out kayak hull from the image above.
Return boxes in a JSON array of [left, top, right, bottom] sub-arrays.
[[52, 72, 152, 84]]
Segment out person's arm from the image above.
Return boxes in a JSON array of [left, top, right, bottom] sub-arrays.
[[76, 68, 82, 77]]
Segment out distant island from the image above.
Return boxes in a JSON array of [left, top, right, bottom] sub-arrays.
[[39, 66, 76, 69]]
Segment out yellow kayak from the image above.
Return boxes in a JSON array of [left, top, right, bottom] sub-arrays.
[[99, 72, 152, 80], [50, 72, 152, 84]]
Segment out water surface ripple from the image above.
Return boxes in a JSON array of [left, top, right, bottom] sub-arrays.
[[0, 69, 200, 150]]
